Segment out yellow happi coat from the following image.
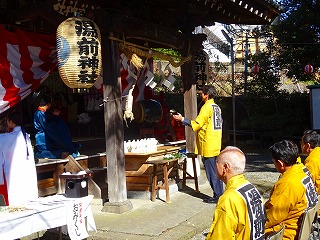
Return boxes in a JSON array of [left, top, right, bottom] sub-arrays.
[[265, 164, 318, 240], [304, 146, 320, 193], [206, 174, 266, 240], [190, 99, 222, 157]]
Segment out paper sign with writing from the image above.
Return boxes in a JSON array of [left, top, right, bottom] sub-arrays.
[[67, 198, 88, 240]]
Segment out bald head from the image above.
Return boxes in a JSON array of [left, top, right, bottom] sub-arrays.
[[217, 146, 246, 175]]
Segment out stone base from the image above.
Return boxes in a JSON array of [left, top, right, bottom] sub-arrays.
[[127, 182, 181, 200], [127, 181, 182, 200], [102, 200, 133, 214]]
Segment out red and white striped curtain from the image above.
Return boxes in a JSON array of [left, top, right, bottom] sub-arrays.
[[0, 25, 151, 114], [0, 25, 57, 114]]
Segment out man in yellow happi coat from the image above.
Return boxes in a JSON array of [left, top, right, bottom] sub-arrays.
[[265, 140, 318, 240], [206, 146, 266, 240], [301, 130, 320, 192], [172, 85, 223, 203]]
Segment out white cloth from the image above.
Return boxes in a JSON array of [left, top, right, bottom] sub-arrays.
[[0, 126, 38, 205], [0, 195, 96, 240]]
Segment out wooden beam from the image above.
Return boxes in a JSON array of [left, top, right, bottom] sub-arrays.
[[0, 10, 9, 24], [94, 11, 188, 50], [11, 2, 66, 25]]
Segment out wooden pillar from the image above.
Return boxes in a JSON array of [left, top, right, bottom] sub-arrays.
[[180, 33, 207, 153], [181, 59, 197, 153], [101, 32, 132, 213]]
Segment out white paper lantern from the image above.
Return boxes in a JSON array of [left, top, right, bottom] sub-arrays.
[[57, 17, 102, 88]]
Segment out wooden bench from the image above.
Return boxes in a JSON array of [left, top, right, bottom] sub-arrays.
[[36, 158, 69, 196], [144, 156, 179, 203], [36, 153, 108, 204]]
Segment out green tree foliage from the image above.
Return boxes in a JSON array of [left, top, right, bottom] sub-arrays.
[[272, 0, 320, 82], [152, 48, 181, 60], [240, 91, 310, 142], [238, 52, 280, 97], [151, 48, 183, 94], [236, 38, 310, 142]]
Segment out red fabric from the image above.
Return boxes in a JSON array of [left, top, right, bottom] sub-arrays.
[[94, 54, 153, 105], [120, 55, 153, 103], [0, 172, 9, 206], [0, 25, 57, 114], [0, 24, 153, 113]]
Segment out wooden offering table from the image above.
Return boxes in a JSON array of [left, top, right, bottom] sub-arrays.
[[125, 145, 182, 202]]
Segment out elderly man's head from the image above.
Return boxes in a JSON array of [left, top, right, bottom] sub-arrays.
[[216, 146, 246, 183]]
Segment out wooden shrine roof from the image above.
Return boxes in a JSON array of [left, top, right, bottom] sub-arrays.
[[0, 0, 280, 51]]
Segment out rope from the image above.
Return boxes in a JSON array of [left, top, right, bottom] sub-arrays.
[[119, 43, 192, 68]]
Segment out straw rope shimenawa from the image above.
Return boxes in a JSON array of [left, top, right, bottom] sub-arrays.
[[117, 41, 192, 68], [57, 17, 102, 88]]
